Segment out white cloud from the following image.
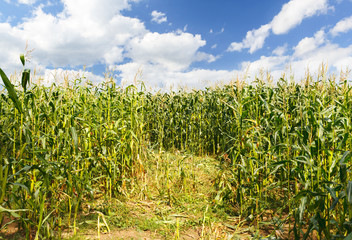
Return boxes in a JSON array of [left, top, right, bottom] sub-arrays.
[[294, 30, 326, 57], [227, 24, 271, 53], [271, 0, 330, 34], [272, 44, 288, 56], [0, 0, 145, 84], [2, 0, 349, 90], [117, 62, 237, 90], [241, 55, 290, 74], [228, 0, 331, 53], [18, 0, 38, 4], [330, 16, 352, 36], [62, 0, 135, 20], [0, 0, 220, 89], [37, 68, 105, 86], [289, 43, 352, 79], [195, 52, 219, 63], [125, 31, 213, 71], [103, 47, 124, 65], [333, 57, 352, 71], [0, 22, 26, 71], [210, 27, 225, 35], [151, 10, 167, 24], [241, 33, 352, 83], [228, 42, 243, 52], [118, 28, 352, 89], [211, 44, 217, 49], [13, 1, 147, 68]]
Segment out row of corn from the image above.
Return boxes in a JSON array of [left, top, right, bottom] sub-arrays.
[[1, 57, 352, 239]]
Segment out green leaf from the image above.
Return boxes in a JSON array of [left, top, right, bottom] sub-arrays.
[[71, 126, 78, 153], [11, 183, 30, 194], [325, 186, 339, 210], [0, 68, 22, 113], [299, 196, 307, 222], [21, 69, 30, 93], [20, 54, 25, 66], [340, 151, 351, 165], [347, 181, 352, 204], [340, 163, 347, 184], [0, 205, 28, 218], [49, 101, 55, 113]]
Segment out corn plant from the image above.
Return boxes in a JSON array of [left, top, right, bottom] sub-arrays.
[[1, 54, 352, 239]]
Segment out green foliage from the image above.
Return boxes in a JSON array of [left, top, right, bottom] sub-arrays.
[[0, 68, 22, 113], [1, 56, 352, 239]]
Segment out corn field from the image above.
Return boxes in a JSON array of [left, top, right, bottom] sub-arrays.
[[1, 57, 352, 239]]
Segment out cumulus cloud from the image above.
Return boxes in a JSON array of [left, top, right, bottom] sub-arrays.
[[2, 0, 349, 90], [290, 43, 352, 79], [6, 0, 147, 69], [272, 44, 288, 56], [114, 31, 226, 90], [3, 0, 37, 4], [241, 55, 290, 74], [330, 15, 352, 36], [227, 24, 271, 53], [62, 0, 135, 20], [151, 10, 167, 24], [18, 0, 38, 4], [0, 0, 221, 89], [0, 22, 26, 71], [117, 62, 237, 90], [294, 30, 326, 57], [271, 0, 330, 34], [125, 31, 214, 71], [228, 0, 330, 53], [36, 68, 105, 86], [241, 30, 352, 82]]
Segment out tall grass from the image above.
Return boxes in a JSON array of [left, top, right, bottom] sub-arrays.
[[1, 56, 352, 239]]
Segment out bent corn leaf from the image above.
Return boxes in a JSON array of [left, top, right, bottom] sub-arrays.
[[0, 205, 28, 218], [0, 68, 22, 113]]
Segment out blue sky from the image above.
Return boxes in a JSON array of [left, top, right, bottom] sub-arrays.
[[0, 0, 352, 89]]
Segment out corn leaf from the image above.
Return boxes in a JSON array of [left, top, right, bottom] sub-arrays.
[[0, 205, 28, 218], [0, 68, 22, 113], [347, 181, 352, 204], [71, 126, 78, 153], [21, 69, 30, 93]]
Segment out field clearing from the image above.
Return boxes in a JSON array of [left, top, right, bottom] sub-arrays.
[[1, 58, 352, 239]]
